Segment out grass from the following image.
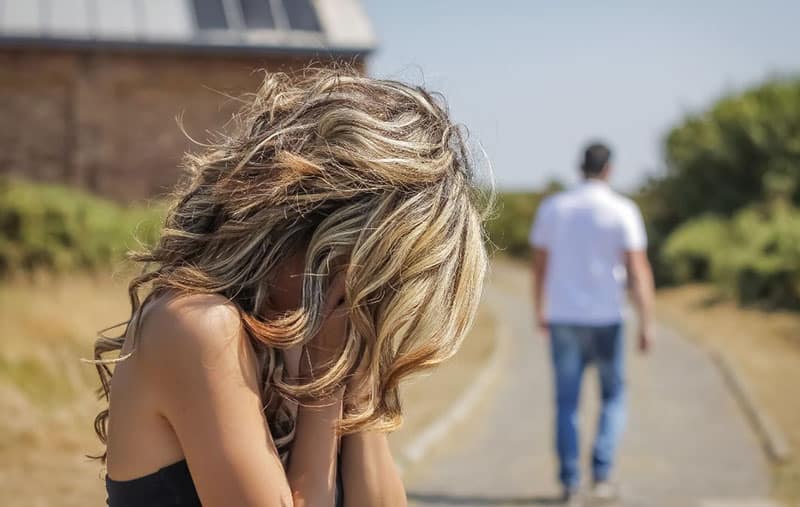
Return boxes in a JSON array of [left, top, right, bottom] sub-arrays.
[[0, 271, 134, 507], [0, 271, 497, 506], [657, 284, 800, 504]]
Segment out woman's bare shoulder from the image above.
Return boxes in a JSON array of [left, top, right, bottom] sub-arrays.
[[133, 292, 253, 376], [123, 293, 291, 505]]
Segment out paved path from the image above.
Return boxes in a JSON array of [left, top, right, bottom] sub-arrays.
[[404, 260, 774, 507]]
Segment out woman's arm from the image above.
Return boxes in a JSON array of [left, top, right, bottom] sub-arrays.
[[341, 431, 407, 507], [142, 294, 293, 506], [285, 268, 350, 506], [339, 358, 406, 506], [286, 389, 343, 507]]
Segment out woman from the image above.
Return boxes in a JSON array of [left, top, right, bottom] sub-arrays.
[[92, 68, 488, 506]]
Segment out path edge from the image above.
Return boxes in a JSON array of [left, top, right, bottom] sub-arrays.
[[397, 298, 511, 475], [711, 350, 793, 464]]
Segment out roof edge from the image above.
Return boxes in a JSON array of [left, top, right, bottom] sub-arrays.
[[0, 35, 374, 58]]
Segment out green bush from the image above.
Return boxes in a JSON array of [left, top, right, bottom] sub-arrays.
[[661, 78, 800, 221], [662, 204, 800, 308], [661, 215, 729, 283], [0, 178, 164, 276], [726, 206, 800, 307]]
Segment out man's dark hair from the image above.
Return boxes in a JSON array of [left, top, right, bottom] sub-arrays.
[[581, 142, 612, 175]]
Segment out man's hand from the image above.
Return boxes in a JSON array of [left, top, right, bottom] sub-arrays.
[[536, 313, 549, 338], [638, 325, 653, 354]]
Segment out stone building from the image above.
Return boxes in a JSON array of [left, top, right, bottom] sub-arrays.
[[0, 0, 375, 201]]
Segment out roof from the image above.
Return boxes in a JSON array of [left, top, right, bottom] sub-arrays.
[[0, 0, 376, 56]]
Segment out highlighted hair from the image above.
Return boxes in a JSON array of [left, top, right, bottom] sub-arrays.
[[92, 67, 489, 462]]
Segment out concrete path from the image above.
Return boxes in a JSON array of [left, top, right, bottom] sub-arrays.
[[403, 260, 775, 507]]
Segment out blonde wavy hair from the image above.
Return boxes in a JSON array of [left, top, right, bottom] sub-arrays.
[[92, 67, 489, 462]]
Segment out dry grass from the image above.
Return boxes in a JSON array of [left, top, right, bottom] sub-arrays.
[[0, 272, 497, 506], [0, 271, 133, 507], [657, 284, 800, 504]]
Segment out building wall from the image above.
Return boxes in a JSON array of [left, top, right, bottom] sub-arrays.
[[0, 48, 361, 201]]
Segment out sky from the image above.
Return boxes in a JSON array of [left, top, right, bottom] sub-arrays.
[[361, 0, 800, 191]]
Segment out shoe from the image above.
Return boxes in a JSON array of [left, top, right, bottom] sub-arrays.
[[561, 487, 581, 506], [591, 480, 619, 502]]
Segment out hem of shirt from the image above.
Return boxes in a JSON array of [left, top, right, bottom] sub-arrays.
[[623, 243, 648, 251], [547, 317, 624, 327]]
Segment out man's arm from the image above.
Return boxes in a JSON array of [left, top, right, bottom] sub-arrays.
[[529, 197, 554, 337], [625, 250, 655, 353], [532, 246, 549, 336]]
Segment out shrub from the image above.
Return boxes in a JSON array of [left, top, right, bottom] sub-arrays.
[[661, 215, 729, 283], [662, 204, 800, 309], [639, 77, 800, 291], [0, 178, 163, 276], [726, 206, 800, 307]]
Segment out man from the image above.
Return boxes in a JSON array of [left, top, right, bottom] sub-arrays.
[[530, 142, 655, 502]]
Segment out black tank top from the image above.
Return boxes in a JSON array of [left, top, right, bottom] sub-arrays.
[[106, 458, 344, 506]]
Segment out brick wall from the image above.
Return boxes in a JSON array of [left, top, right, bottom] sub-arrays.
[[0, 48, 361, 201]]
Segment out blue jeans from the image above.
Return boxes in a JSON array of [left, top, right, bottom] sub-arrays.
[[549, 323, 626, 488]]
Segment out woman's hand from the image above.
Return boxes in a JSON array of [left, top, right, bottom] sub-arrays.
[[285, 268, 348, 506], [283, 269, 348, 382], [302, 269, 349, 381]]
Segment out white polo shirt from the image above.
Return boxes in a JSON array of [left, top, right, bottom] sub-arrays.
[[529, 180, 647, 325]]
